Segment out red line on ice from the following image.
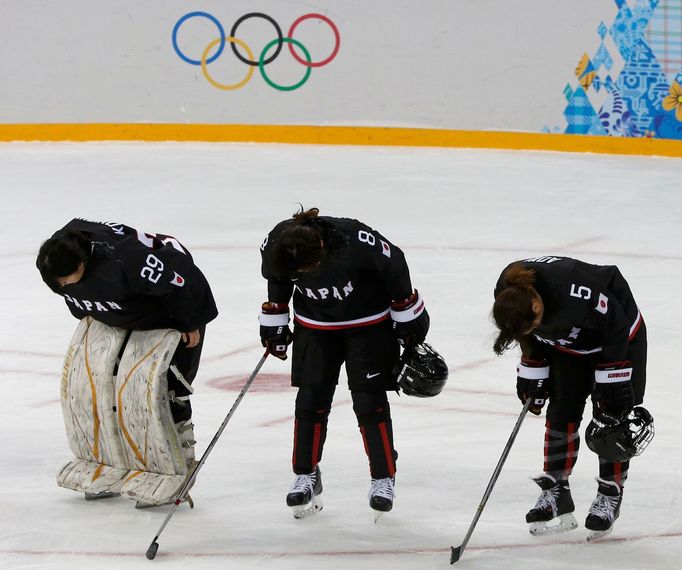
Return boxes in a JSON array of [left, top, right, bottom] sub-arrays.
[[2, 530, 681, 559]]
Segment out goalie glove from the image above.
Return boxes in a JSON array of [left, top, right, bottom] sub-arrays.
[[390, 290, 430, 346], [259, 302, 293, 360], [516, 357, 549, 415], [593, 361, 635, 418]]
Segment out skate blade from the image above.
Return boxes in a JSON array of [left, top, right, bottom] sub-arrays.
[[587, 527, 613, 543], [529, 513, 578, 536], [373, 510, 387, 523], [292, 496, 323, 519]]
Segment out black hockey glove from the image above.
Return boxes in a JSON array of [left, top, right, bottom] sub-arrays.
[[259, 302, 293, 360], [390, 290, 430, 346], [593, 361, 635, 418], [516, 357, 549, 415]]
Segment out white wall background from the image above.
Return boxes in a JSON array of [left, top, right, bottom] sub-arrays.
[[0, 0, 614, 131]]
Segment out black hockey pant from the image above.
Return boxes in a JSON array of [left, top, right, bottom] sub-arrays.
[[293, 385, 397, 479]]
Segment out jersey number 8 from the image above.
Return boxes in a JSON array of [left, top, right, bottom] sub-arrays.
[[358, 230, 376, 246]]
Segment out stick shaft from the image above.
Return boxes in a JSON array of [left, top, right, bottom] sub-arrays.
[[450, 398, 531, 563], [147, 351, 269, 548]]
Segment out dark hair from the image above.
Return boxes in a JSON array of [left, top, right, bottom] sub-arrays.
[[36, 231, 91, 292], [273, 207, 324, 277], [492, 263, 538, 355]]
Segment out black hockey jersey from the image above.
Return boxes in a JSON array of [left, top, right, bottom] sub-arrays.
[[261, 217, 413, 329], [53, 218, 218, 331], [494, 256, 642, 363]]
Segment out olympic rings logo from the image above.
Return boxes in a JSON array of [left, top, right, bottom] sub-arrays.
[[172, 11, 340, 92]]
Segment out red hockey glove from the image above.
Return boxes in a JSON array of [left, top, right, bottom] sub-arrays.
[[390, 290, 430, 346], [593, 361, 635, 418], [259, 302, 293, 360], [516, 357, 550, 415]]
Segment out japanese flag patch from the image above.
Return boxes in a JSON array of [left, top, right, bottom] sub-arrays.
[[380, 239, 391, 258], [595, 293, 608, 314], [171, 272, 185, 287]]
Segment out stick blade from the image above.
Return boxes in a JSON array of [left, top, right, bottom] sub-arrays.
[[146, 540, 160, 560], [450, 545, 463, 564]]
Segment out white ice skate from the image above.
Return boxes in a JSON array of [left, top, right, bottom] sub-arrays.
[[286, 466, 323, 519], [369, 476, 395, 522], [586, 478, 622, 542], [526, 474, 578, 536]]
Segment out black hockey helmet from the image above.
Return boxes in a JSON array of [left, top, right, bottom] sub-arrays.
[[394, 343, 449, 397], [585, 406, 654, 462]]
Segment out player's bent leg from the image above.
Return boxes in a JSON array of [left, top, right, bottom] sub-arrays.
[[526, 419, 581, 536], [287, 386, 334, 518], [352, 390, 397, 519]]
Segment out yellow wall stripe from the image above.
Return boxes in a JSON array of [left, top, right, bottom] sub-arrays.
[[0, 124, 680, 157]]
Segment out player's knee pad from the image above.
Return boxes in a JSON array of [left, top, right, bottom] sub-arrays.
[[295, 386, 334, 422], [352, 390, 391, 425]]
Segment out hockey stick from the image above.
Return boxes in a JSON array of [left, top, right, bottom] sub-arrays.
[[450, 398, 532, 564], [146, 350, 269, 560]]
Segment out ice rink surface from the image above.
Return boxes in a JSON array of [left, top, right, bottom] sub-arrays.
[[0, 142, 680, 569]]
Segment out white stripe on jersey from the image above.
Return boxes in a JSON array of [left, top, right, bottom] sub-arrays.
[[536, 311, 642, 356], [293, 309, 390, 329]]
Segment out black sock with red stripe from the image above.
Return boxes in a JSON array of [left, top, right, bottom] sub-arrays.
[[598, 457, 629, 487], [292, 386, 334, 474], [544, 420, 581, 480], [353, 390, 397, 479]]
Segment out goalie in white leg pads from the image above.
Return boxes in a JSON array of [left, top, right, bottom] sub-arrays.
[[57, 322, 200, 507], [37, 218, 218, 507]]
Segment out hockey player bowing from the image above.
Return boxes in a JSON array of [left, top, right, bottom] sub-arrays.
[[492, 256, 647, 541], [36, 218, 218, 493], [259, 207, 430, 519]]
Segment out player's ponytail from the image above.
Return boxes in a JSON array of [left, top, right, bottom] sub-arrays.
[[273, 206, 325, 277], [292, 206, 320, 225], [492, 263, 538, 355]]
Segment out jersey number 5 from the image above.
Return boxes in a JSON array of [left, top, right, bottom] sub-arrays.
[[570, 284, 592, 300]]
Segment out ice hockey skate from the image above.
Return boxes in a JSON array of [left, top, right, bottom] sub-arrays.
[[369, 476, 395, 522], [526, 474, 578, 536], [286, 466, 323, 519], [586, 478, 622, 542]]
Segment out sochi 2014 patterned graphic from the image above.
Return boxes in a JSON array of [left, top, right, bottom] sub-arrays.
[[547, 0, 681, 140], [172, 11, 340, 91]]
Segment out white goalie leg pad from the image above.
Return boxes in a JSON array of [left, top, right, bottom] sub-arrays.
[[115, 328, 191, 506], [57, 459, 129, 495], [57, 317, 130, 494]]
